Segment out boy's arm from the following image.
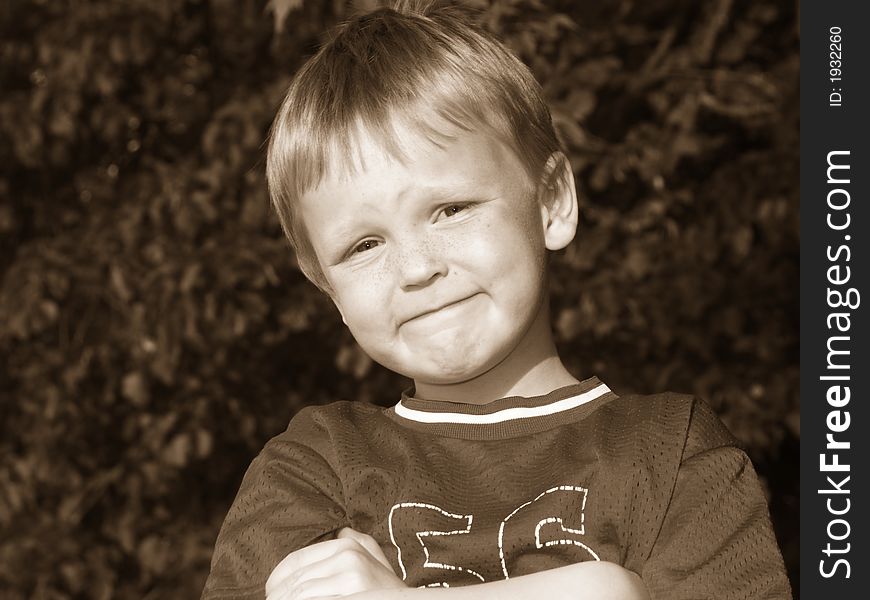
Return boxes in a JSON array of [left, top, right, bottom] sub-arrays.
[[202, 409, 348, 600], [352, 562, 648, 600], [266, 528, 648, 600], [639, 399, 792, 600]]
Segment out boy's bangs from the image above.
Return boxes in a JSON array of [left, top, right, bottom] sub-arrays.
[[284, 78, 515, 201]]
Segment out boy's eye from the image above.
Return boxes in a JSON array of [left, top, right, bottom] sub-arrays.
[[440, 204, 467, 218], [353, 239, 380, 254]]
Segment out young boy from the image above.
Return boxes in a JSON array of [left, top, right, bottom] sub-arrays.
[[202, 3, 792, 599]]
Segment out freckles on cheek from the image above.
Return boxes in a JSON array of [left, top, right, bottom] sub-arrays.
[[339, 268, 393, 319]]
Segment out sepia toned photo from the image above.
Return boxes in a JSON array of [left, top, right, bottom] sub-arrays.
[[0, 0, 799, 598]]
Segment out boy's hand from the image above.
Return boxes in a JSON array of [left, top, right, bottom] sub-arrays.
[[265, 527, 406, 600]]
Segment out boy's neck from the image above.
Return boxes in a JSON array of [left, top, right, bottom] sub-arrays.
[[411, 303, 579, 405]]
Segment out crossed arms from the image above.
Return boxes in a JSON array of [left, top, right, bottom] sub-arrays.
[[265, 527, 649, 600]]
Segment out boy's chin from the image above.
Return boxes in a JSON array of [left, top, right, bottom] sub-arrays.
[[387, 347, 506, 389], [394, 361, 490, 387]]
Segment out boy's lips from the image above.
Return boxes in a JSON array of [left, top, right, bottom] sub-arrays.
[[401, 293, 482, 326]]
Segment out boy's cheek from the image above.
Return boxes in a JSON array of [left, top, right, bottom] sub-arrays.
[[328, 266, 390, 307]]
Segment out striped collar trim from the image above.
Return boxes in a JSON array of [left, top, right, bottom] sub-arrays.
[[393, 378, 612, 425]]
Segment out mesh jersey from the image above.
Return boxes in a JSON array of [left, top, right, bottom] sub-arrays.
[[202, 377, 792, 599]]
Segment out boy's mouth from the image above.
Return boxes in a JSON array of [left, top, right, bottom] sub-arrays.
[[402, 293, 482, 326]]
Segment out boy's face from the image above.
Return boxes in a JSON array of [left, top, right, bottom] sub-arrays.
[[299, 121, 569, 389]]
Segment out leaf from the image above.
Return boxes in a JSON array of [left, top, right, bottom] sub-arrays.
[[195, 429, 214, 459], [267, 0, 304, 34], [335, 343, 373, 379], [121, 372, 150, 407], [137, 535, 171, 575], [110, 264, 133, 303], [161, 434, 192, 468]]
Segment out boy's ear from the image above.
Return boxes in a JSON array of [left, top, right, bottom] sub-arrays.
[[537, 152, 578, 251]]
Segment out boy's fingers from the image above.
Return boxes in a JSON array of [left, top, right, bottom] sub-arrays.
[[268, 549, 378, 600], [336, 527, 394, 571], [271, 551, 355, 593], [265, 538, 356, 596], [268, 573, 343, 600], [266, 530, 397, 597]]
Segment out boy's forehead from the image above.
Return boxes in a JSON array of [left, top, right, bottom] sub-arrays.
[[317, 112, 523, 191], [322, 113, 461, 180]]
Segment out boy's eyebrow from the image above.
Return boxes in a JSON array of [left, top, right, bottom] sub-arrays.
[[323, 219, 366, 250], [411, 186, 470, 203]]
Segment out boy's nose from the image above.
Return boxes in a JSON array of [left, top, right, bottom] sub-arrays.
[[394, 239, 448, 290]]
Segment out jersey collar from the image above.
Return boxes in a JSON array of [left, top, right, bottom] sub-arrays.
[[387, 376, 616, 440]]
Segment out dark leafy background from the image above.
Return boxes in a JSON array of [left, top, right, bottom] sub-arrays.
[[0, 0, 799, 597]]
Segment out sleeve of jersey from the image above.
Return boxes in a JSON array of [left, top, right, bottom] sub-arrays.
[[201, 406, 348, 600], [641, 398, 792, 600]]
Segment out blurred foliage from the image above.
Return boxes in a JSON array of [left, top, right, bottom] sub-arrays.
[[0, 0, 798, 597]]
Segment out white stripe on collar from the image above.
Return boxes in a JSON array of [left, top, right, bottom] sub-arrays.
[[393, 383, 612, 425]]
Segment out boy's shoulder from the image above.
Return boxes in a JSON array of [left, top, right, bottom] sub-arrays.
[[271, 399, 388, 440], [598, 390, 739, 460], [295, 398, 387, 423], [259, 399, 393, 456]]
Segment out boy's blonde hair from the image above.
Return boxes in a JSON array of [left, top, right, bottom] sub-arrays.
[[266, 1, 560, 291]]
